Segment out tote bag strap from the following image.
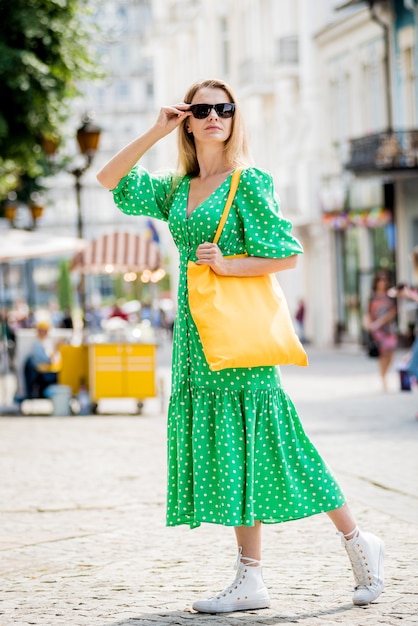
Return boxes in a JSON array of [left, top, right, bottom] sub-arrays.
[[213, 168, 243, 245]]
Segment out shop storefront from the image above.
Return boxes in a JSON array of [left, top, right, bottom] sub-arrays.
[[322, 178, 396, 344]]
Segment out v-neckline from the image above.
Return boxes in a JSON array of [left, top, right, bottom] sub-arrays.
[[185, 172, 234, 219]]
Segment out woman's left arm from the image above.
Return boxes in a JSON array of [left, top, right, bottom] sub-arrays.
[[398, 286, 418, 303], [370, 300, 397, 331], [196, 243, 298, 276]]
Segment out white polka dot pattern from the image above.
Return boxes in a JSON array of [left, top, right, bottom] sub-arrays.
[[111, 166, 346, 528]]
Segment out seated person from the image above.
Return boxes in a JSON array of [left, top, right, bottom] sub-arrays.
[[24, 321, 62, 399]]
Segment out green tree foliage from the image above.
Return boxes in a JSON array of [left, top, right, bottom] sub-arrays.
[[57, 259, 73, 312], [0, 0, 100, 199], [112, 274, 125, 301]]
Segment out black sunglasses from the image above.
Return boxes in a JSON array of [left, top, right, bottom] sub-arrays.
[[188, 103, 236, 119]]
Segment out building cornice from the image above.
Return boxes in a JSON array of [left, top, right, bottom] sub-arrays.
[[314, 6, 377, 45]]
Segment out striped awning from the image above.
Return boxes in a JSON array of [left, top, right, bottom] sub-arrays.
[[70, 231, 161, 274]]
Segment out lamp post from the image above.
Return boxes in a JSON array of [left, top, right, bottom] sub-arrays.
[[41, 116, 101, 319], [70, 116, 102, 315], [41, 116, 102, 240], [72, 116, 102, 240]]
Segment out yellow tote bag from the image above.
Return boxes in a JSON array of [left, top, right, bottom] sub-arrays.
[[187, 169, 308, 372]]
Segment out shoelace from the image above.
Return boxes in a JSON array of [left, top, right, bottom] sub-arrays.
[[234, 546, 262, 569], [338, 528, 373, 589], [346, 547, 370, 588], [213, 548, 261, 599], [340, 526, 359, 541]]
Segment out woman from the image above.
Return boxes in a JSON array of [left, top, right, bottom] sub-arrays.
[[390, 246, 418, 401], [23, 320, 60, 398], [398, 285, 418, 388], [365, 271, 398, 391], [396, 283, 418, 391], [97, 79, 384, 613]]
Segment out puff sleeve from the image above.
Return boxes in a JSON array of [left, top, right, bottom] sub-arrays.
[[234, 168, 303, 258], [111, 165, 175, 222]]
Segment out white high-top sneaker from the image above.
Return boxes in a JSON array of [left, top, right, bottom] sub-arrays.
[[339, 528, 385, 606], [192, 551, 270, 614]]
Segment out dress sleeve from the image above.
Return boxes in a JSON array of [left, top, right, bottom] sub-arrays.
[[235, 167, 304, 258], [110, 165, 176, 222]]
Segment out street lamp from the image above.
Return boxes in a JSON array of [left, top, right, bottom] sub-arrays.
[[41, 116, 102, 240], [41, 116, 101, 318], [70, 116, 102, 315], [72, 116, 102, 240]]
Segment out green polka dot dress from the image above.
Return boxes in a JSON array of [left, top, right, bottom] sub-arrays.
[[112, 166, 346, 528]]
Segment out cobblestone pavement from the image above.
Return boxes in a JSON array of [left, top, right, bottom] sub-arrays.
[[0, 345, 417, 625]]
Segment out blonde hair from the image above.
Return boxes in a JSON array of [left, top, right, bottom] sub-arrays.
[[177, 79, 252, 176]]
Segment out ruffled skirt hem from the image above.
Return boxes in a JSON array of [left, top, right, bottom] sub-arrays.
[[166, 382, 346, 529]]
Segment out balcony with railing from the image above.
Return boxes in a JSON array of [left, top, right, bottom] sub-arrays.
[[346, 130, 418, 174]]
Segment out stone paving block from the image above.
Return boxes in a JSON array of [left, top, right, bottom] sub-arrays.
[[0, 349, 417, 625]]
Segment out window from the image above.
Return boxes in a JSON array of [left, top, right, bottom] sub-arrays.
[[276, 36, 298, 65], [219, 17, 230, 76], [116, 82, 130, 100], [329, 67, 351, 145], [398, 26, 416, 128], [402, 46, 417, 128], [361, 40, 386, 132]]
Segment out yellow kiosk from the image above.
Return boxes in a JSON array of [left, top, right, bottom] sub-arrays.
[[66, 229, 163, 413], [58, 342, 157, 414]]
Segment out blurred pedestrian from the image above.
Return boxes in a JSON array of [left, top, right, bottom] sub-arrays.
[[401, 290, 418, 393], [0, 311, 16, 370], [389, 246, 418, 396], [108, 301, 129, 321], [364, 271, 397, 392], [23, 320, 61, 398], [60, 309, 73, 329], [83, 305, 103, 333], [97, 78, 384, 613], [295, 297, 306, 343]]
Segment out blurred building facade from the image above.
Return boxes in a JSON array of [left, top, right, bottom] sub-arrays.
[[34, 0, 417, 345], [139, 0, 417, 345], [317, 0, 418, 343], [42, 0, 156, 239]]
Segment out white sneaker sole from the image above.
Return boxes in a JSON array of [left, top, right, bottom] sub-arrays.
[[193, 598, 271, 614]]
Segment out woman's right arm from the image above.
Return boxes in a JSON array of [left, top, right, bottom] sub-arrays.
[[96, 104, 192, 190]]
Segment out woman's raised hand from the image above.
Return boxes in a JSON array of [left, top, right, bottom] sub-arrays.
[[97, 102, 192, 189], [156, 103, 191, 135]]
